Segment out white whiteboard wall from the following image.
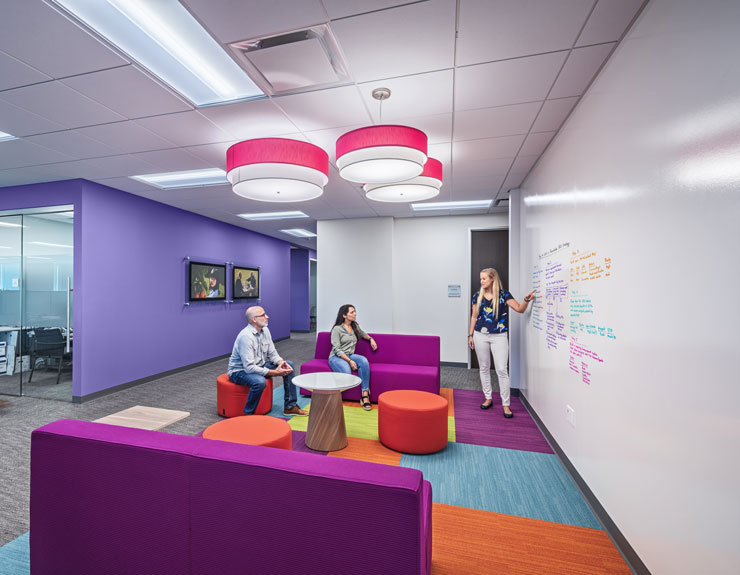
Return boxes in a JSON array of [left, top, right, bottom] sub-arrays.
[[513, 1, 740, 573]]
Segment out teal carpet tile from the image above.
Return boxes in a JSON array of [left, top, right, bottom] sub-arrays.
[[270, 384, 310, 416], [400, 442, 600, 529], [0, 532, 29, 575]]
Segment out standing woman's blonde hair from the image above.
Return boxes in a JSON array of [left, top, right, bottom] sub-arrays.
[[476, 268, 503, 319]]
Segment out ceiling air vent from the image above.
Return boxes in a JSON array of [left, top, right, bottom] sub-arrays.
[[229, 24, 351, 96], [495, 198, 509, 208]]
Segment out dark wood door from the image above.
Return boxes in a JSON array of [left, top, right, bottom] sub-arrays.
[[470, 229, 509, 368]]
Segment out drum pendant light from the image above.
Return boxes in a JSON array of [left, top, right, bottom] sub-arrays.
[[364, 157, 443, 202], [227, 138, 329, 202], [336, 88, 428, 184]]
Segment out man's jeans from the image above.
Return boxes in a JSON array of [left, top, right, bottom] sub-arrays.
[[230, 360, 297, 415]]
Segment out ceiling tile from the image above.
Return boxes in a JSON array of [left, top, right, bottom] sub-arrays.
[[129, 148, 212, 173], [450, 175, 505, 197], [46, 155, 157, 180], [549, 43, 615, 99], [25, 130, 119, 159], [455, 52, 567, 111], [183, 141, 237, 168], [531, 97, 578, 132], [427, 142, 452, 174], [0, 139, 74, 170], [0, 99, 66, 137], [453, 135, 525, 163], [0, 165, 67, 188], [199, 98, 299, 140], [396, 113, 452, 145], [0, 49, 51, 91], [78, 121, 177, 154], [180, 0, 327, 44], [576, 0, 645, 47], [337, 207, 379, 218], [135, 111, 233, 147], [62, 66, 192, 119], [519, 131, 555, 156], [501, 171, 528, 190], [510, 155, 540, 173], [0, 81, 125, 129], [331, 0, 456, 83], [453, 157, 514, 179], [0, 0, 127, 78], [454, 102, 540, 141], [275, 85, 370, 132], [456, 0, 593, 66], [358, 70, 453, 121], [304, 124, 363, 163]]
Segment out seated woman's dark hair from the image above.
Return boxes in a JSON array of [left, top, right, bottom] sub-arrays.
[[334, 304, 361, 340]]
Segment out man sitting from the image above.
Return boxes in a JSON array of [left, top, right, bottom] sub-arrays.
[[227, 306, 308, 417]]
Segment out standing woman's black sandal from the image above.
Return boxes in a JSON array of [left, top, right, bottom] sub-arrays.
[[360, 391, 372, 411]]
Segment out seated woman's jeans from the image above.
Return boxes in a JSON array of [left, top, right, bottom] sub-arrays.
[[328, 354, 370, 391]]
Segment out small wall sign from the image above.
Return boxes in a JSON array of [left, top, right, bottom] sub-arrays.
[[447, 284, 461, 297]]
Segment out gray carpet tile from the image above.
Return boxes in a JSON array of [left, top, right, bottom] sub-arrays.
[[0, 330, 497, 546]]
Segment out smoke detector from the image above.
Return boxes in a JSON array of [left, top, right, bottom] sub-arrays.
[[230, 24, 351, 96]]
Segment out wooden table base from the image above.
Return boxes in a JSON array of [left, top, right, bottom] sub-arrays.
[[305, 390, 347, 451]]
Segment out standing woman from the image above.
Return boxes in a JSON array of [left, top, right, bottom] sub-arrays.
[[329, 304, 378, 410], [468, 268, 535, 418]]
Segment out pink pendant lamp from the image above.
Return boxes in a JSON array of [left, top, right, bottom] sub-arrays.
[[227, 138, 329, 202], [336, 88, 428, 184], [364, 157, 443, 202]]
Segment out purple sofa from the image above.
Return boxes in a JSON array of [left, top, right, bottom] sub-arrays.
[[300, 332, 441, 402], [30, 419, 432, 575]]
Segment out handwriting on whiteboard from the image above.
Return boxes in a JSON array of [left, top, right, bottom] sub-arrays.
[[531, 243, 615, 385]]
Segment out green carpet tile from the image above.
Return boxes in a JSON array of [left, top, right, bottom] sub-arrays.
[[400, 441, 601, 529], [288, 402, 456, 443]]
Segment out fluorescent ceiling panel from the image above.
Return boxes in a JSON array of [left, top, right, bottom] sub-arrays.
[[131, 168, 227, 189], [280, 228, 317, 238], [411, 200, 492, 211], [0, 131, 18, 142], [238, 211, 309, 221], [49, 0, 264, 106]]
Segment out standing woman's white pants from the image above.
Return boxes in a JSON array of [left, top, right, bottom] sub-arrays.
[[473, 331, 511, 406]]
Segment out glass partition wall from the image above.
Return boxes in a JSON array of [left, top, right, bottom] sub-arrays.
[[0, 210, 74, 401]]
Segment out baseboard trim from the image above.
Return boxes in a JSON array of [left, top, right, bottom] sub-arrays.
[[519, 392, 650, 575], [73, 353, 231, 403], [440, 361, 467, 368]]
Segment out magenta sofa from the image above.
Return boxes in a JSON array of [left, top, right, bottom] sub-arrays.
[[30, 419, 432, 575], [300, 332, 441, 402]]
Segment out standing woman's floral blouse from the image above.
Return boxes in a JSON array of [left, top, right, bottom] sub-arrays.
[[472, 289, 513, 334]]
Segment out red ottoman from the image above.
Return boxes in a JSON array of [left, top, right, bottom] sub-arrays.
[[378, 390, 448, 454], [217, 373, 273, 417], [203, 415, 292, 450]]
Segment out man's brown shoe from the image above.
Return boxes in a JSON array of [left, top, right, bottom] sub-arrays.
[[283, 405, 309, 417]]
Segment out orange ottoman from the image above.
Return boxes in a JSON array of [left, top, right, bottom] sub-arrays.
[[203, 415, 292, 450], [378, 390, 448, 454], [217, 373, 273, 417]]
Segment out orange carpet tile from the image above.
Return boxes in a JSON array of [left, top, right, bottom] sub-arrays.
[[328, 436, 402, 466], [431, 503, 631, 575], [439, 387, 455, 416]]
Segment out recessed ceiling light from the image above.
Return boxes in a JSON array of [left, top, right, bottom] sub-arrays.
[[238, 211, 309, 221], [30, 241, 73, 249], [280, 228, 317, 238], [131, 168, 228, 189], [49, 0, 264, 107], [0, 131, 18, 143], [411, 200, 492, 211]]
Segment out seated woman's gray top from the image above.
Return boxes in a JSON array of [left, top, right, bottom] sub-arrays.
[[329, 323, 368, 359]]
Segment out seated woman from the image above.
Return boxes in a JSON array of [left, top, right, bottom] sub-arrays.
[[328, 304, 378, 410]]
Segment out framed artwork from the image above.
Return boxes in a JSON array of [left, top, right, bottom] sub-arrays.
[[189, 262, 226, 301], [233, 266, 259, 299]]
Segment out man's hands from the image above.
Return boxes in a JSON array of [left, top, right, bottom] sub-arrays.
[[268, 360, 293, 377]]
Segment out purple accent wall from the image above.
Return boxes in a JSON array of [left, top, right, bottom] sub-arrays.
[[290, 248, 310, 331], [0, 179, 295, 398]]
